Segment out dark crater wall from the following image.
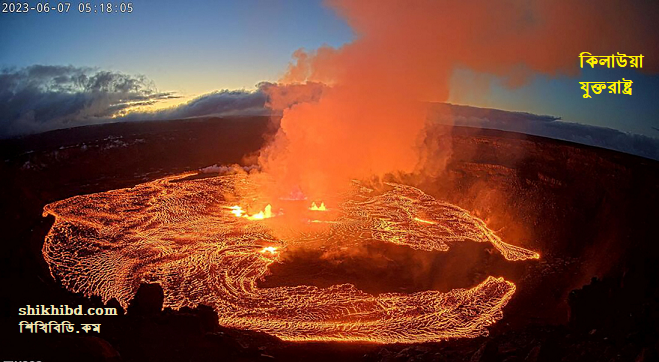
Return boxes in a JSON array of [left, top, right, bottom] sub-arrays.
[[1, 117, 658, 361]]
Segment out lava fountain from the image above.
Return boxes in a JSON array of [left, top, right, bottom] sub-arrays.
[[42, 171, 538, 343]]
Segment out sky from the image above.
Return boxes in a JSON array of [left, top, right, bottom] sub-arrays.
[[0, 0, 353, 94], [1, 0, 658, 138], [450, 66, 659, 136]]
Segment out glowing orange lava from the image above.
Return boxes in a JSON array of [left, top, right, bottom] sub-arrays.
[[42, 173, 538, 343], [260, 246, 279, 255], [225, 204, 273, 220], [309, 202, 327, 211], [413, 217, 437, 224]]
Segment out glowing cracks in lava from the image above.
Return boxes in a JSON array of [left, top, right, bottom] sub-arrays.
[[42, 173, 540, 344], [309, 202, 327, 211], [309, 219, 340, 224]]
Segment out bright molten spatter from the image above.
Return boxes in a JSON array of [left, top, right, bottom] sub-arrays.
[[42, 173, 539, 343]]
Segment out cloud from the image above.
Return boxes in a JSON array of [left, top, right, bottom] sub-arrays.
[[1, 65, 656, 161], [130, 89, 268, 121], [0, 66, 329, 138], [0, 65, 177, 137], [121, 81, 325, 122]]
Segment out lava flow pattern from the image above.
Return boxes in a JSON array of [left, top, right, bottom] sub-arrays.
[[42, 173, 539, 343]]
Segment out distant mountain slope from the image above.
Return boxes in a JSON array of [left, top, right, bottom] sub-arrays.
[[430, 103, 659, 161]]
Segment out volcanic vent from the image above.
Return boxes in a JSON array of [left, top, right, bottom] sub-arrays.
[[42, 172, 538, 343]]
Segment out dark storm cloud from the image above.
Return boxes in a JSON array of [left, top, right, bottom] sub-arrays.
[[431, 103, 659, 161], [0, 65, 176, 137]]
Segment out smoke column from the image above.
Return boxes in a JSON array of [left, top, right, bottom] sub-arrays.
[[259, 0, 658, 199]]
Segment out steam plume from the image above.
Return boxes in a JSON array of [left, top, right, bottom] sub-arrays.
[[259, 0, 658, 198]]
